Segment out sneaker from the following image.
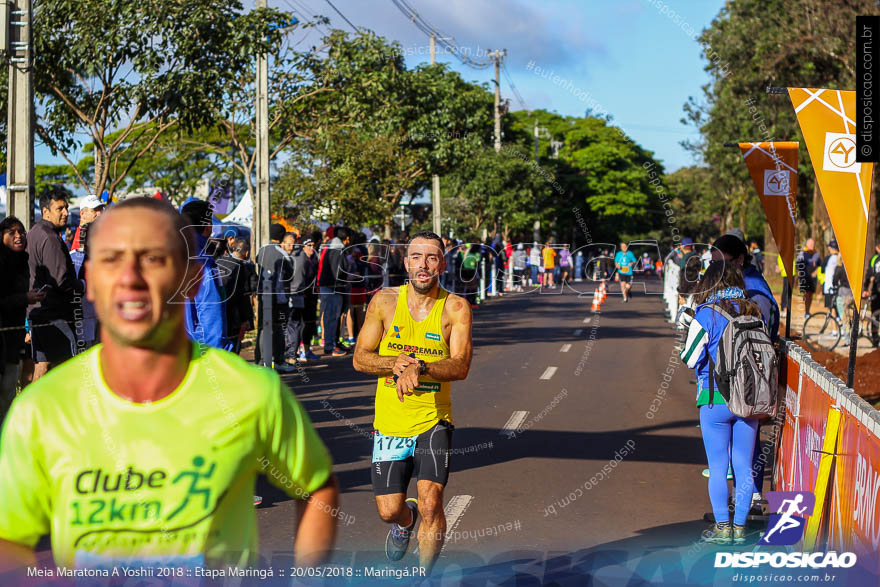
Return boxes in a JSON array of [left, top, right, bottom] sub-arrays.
[[275, 363, 296, 374], [345, 337, 356, 345], [331, 347, 348, 357], [304, 350, 321, 361], [297, 351, 309, 363], [701, 522, 732, 544], [701, 467, 734, 480], [385, 498, 418, 561], [253, 495, 263, 506], [733, 524, 747, 544]]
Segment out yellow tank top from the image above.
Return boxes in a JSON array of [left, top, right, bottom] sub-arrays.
[[373, 285, 452, 437]]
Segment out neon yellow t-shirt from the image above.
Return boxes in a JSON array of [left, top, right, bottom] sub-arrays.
[[374, 285, 452, 437], [0, 343, 332, 569]]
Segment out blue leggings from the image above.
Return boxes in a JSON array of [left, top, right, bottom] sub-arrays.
[[699, 403, 758, 525]]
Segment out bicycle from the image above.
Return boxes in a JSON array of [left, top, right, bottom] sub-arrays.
[[802, 294, 880, 352]]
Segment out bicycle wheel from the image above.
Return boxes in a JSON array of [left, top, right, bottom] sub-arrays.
[[802, 312, 841, 352]]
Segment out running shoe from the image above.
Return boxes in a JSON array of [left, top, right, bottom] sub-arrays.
[[701, 523, 732, 544], [385, 498, 419, 561], [331, 346, 348, 357], [345, 337, 356, 345], [701, 466, 734, 480], [733, 524, 747, 545], [275, 363, 296, 374], [304, 350, 321, 361], [253, 495, 263, 506], [297, 351, 309, 363]]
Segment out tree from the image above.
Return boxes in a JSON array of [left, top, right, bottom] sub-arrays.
[[443, 146, 554, 240], [31, 0, 289, 196], [682, 0, 875, 246], [274, 31, 493, 236]]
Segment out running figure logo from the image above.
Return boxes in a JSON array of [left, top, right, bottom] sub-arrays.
[[760, 491, 816, 545], [166, 456, 216, 521]]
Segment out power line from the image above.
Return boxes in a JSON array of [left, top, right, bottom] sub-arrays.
[[389, 0, 491, 69], [501, 61, 527, 111], [282, 0, 331, 37], [322, 0, 359, 33]]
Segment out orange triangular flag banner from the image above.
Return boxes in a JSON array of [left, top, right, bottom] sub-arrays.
[[788, 88, 874, 311], [738, 141, 798, 285]]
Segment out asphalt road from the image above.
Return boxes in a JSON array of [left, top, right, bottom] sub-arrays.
[[252, 277, 747, 585]]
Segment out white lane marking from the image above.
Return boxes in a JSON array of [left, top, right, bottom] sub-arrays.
[[540, 366, 557, 380], [416, 495, 474, 555], [500, 411, 529, 435], [583, 317, 592, 324], [574, 329, 583, 336], [560, 343, 572, 353]]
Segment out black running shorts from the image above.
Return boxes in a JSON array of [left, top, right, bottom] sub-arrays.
[[371, 420, 454, 496], [619, 274, 633, 283]]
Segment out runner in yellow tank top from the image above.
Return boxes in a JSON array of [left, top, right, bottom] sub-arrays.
[[353, 231, 473, 573]]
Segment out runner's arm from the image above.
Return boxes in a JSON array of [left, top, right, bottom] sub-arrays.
[[294, 475, 338, 567], [353, 293, 418, 376], [422, 296, 473, 382], [0, 539, 35, 573]]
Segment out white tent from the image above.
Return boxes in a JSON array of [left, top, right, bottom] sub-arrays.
[[223, 191, 252, 227]]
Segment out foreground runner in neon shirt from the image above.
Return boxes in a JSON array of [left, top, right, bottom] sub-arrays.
[[0, 197, 338, 574]]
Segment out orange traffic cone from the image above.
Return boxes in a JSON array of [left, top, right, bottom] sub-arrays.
[[591, 292, 602, 312]]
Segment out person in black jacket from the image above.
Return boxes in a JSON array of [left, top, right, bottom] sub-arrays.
[[317, 226, 351, 356], [301, 234, 321, 360], [27, 191, 83, 379], [217, 237, 254, 355], [0, 217, 45, 421], [286, 234, 316, 363], [255, 224, 296, 372]]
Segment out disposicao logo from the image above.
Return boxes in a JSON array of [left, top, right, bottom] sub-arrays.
[[761, 491, 815, 545], [713, 490, 857, 570]]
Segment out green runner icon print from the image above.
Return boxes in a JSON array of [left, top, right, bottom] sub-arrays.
[[166, 456, 216, 521]]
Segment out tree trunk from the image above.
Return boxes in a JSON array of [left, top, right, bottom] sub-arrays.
[[384, 221, 392, 240]]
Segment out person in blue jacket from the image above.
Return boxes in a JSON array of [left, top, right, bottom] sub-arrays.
[[180, 199, 226, 348], [711, 229, 779, 514], [680, 260, 762, 544]]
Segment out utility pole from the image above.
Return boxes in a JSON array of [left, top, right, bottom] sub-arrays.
[[430, 33, 450, 237], [4, 0, 34, 229], [489, 49, 506, 153], [254, 0, 270, 260]]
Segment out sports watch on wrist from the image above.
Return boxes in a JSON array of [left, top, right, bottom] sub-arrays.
[[418, 359, 427, 375]]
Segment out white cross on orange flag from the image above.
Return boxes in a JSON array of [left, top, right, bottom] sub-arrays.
[[788, 88, 875, 311]]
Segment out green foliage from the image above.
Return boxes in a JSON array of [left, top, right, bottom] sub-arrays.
[[31, 0, 289, 195], [274, 30, 494, 235], [681, 0, 872, 237]]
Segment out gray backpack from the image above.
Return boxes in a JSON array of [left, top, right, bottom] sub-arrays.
[[707, 303, 778, 419]]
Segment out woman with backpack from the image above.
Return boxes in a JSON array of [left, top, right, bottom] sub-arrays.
[[679, 260, 763, 544]]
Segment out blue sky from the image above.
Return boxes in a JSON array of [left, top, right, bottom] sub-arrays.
[[37, 0, 724, 175], [283, 0, 726, 172]]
